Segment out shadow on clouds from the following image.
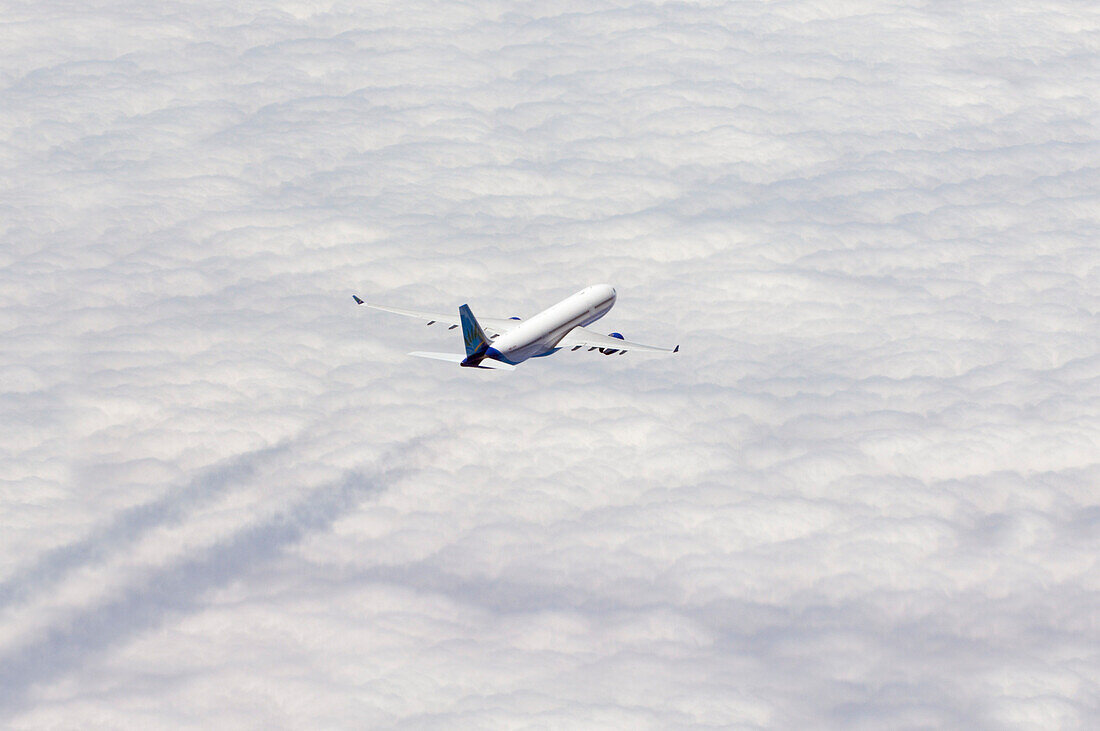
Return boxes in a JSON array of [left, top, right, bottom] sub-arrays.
[[0, 467, 386, 717], [0, 444, 291, 612]]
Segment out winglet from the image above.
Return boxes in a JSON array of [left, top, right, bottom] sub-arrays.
[[352, 294, 364, 305], [673, 345, 679, 353]]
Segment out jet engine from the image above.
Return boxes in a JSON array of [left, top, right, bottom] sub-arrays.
[[600, 332, 625, 355]]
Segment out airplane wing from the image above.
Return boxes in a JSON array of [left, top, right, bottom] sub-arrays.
[[558, 326, 679, 354], [352, 295, 520, 337]]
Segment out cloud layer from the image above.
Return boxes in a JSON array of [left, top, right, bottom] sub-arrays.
[[2, 0, 1099, 727]]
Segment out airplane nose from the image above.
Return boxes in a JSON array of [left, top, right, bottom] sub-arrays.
[[590, 283, 616, 301]]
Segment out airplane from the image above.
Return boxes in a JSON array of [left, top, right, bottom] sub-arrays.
[[352, 283, 678, 371]]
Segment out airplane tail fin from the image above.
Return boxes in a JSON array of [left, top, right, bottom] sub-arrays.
[[459, 304, 491, 360]]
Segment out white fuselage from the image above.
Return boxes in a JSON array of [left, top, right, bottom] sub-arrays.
[[487, 284, 617, 364]]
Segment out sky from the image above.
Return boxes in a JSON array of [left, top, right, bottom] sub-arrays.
[[2, 0, 1099, 727]]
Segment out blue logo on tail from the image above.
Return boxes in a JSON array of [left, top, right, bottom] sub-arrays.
[[459, 304, 491, 361]]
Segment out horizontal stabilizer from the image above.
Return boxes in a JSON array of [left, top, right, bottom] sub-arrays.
[[409, 351, 464, 363], [408, 352, 515, 370], [474, 359, 516, 370]]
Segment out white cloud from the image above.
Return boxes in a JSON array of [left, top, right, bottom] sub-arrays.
[[2, 0, 1099, 727]]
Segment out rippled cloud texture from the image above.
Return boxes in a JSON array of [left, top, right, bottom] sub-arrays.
[[3, 0, 1099, 727]]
